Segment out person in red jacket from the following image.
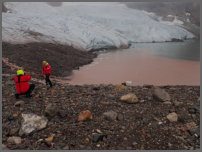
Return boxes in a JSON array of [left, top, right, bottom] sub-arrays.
[[42, 61, 52, 88], [14, 69, 35, 99]]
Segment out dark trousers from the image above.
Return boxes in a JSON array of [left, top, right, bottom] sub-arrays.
[[15, 84, 35, 99], [45, 74, 52, 87]]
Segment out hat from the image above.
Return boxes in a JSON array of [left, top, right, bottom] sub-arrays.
[[17, 69, 24, 75]]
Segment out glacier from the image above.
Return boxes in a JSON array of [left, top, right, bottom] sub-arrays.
[[2, 2, 195, 51]]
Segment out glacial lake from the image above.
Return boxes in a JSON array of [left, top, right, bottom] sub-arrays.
[[66, 40, 200, 86]]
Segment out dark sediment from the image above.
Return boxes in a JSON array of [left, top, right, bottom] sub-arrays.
[[2, 42, 96, 77]]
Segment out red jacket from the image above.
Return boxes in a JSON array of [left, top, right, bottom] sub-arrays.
[[14, 74, 31, 94], [42, 64, 51, 75]]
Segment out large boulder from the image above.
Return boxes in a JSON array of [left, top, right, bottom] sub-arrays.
[[153, 87, 171, 102], [19, 113, 48, 136], [120, 93, 139, 103]]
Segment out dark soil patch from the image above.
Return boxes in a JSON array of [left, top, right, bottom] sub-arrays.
[[2, 42, 96, 77]]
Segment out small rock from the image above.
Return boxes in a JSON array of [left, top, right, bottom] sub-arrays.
[[96, 129, 102, 134], [78, 110, 93, 122], [70, 141, 76, 147], [45, 134, 55, 143], [63, 145, 70, 150], [7, 116, 14, 121], [120, 130, 125, 133], [96, 144, 101, 148], [169, 108, 176, 113], [36, 139, 43, 144], [45, 103, 58, 118], [120, 93, 139, 103], [2, 98, 6, 102], [132, 142, 138, 146], [186, 122, 198, 130], [117, 146, 125, 150], [103, 111, 118, 121], [34, 94, 40, 98], [51, 89, 57, 95], [140, 100, 145, 103], [85, 137, 90, 143], [58, 111, 67, 118], [115, 85, 127, 90], [56, 143, 66, 149], [91, 133, 107, 142], [153, 87, 171, 102], [100, 101, 110, 105], [126, 147, 132, 150], [2, 144, 9, 150], [19, 113, 48, 136], [108, 94, 114, 98], [79, 145, 86, 149], [14, 100, 25, 106], [7, 136, 22, 144], [173, 101, 183, 106], [117, 113, 124, 121], [124, 137, 128, 141], [93, 87, 100, 91], [13, 113, 18, 119], [188, 108, 197, 114], [158, 122, 163, 125], [191, 114, 196, 119], [168, 142, 173, 147], [9, 128, 19, 136], [142, 88, 149, 91], [121, 82, 127, 86], [143, 84, 153, 88], [163, 101, 172, 105], [188, 128, 200, 138], [166, 112, 178, 122], [140, 145, 145, 150]]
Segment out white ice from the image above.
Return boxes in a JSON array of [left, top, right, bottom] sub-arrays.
[[2, 2, 195, 51]]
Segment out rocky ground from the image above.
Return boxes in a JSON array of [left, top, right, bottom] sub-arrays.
[[2, 73, 200, 150], [2, 42, 200, 150]]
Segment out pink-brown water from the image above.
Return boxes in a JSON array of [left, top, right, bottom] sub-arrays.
[[66, 48, 200, 86]]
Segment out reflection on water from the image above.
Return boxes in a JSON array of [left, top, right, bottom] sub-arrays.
[[67, 40, 200, 85], [131, 40, 200, 61]]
